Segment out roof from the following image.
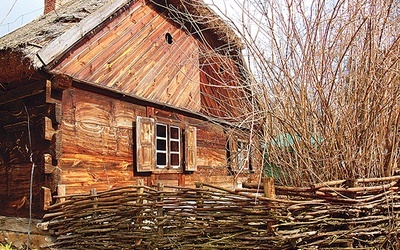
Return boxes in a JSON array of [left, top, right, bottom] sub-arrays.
[[0, 0, 243, 70], [0, 0, 107, 68], [0, 0, 252, 128]]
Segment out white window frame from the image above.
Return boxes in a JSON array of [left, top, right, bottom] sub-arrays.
[[169, 125, 181, 169], [155, 123, 181, 169], [156, 123, 168, 168], [237, 140, 250, 171]]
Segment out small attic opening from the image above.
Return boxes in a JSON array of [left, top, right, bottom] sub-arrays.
[[165, 33, 173, 44]]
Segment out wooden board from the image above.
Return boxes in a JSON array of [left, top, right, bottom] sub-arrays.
[[37, 0, 130, 65], [52, 2, 201, 112], [61, 88, 138, 157], [59, 154, 137, 194]]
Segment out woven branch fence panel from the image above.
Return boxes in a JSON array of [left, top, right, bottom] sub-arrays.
[[43, 177, 400, 249]]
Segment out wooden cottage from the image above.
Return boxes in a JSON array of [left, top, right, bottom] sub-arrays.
[[0, 0, 260, 217]]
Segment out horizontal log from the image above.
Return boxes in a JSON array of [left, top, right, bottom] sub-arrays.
[[0, 81, 45, 106]]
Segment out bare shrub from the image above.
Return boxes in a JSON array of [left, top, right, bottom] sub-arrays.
[[156, 0, 399, 186], [205, 0, 400, 186]]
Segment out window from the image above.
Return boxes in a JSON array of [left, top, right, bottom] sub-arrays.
[[156, 124, 168, 168], [169, 126, 180, 168], [228, 134, 252, 174], [136, 116, 197, 172], [156, 123, 180, 169], [237, 140, 250, 171]]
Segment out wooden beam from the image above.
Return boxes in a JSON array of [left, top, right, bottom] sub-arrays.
[[44, 154, 55, 174], [41, 187, 52, 211], [68, 78, 247, 130], [0, 81, 44, 106], [44, 117, 56, 141], [263, 177, 276, 199], [57, 184, 66, 203], [37, 0, 130, 65], [50, 130, 62, 160], [51, 74, 72, 90]]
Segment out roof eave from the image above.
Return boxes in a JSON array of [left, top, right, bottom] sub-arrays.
[[151, 0, 244, 53], [37, 0, 132, 67]]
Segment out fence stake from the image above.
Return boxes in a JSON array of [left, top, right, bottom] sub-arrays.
[[345, 179, 358, 199], [263, 177, 276, 199], [136, 179, 144, 246], [263, 177, 276, 233], [195, 182, 204, 208], [158, 182, 164, 237], [41, 187, 52, 211], [91, 188, 98, 218]]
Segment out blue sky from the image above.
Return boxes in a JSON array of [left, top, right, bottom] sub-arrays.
[[0, 0, 44, 37]]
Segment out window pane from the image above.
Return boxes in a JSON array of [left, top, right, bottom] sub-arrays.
[[170, 126, 179, 139], [170, 141, 179, 152], [157, 139, 166, 150], [170, 153, 180, 167], [157, 152, 167, 166], [156, 124, 167, 137]]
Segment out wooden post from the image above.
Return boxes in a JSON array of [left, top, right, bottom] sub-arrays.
[[91, 188, 98, 218], [136, 179, 144, 246], [343, 179, 357, 248], [137, 179, 144, 202], [57, 184, 66, 203], [41, 187, 52, 211], [263, 177, 276, 233], [345, 179, 358, 199], [263, 177, 276, 199], [157, 182, 164, 236], [195, 182, 204, 208]]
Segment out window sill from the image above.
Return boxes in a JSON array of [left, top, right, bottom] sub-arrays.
[[152, 168, 183, 174]]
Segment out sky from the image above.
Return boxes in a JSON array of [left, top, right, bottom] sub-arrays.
[[0, 0, 232, 38], [0, 0, 44, 37]]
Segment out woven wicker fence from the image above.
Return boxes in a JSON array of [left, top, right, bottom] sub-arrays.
[[42, 177, 400, 249]]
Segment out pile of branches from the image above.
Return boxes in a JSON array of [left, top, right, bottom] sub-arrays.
[[42, 177, 400, 249]]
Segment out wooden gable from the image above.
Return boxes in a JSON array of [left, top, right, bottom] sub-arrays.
[[50, 1, 201, 112], [199, 52, 250, 119]]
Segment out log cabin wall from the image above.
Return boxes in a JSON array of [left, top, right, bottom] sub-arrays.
[[59, 86, 258, 194], [60, 87, 145, 194], [0, 0, 259, 217], [0, 79, 62, 217]]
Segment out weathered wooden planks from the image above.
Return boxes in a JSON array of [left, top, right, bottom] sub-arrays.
[[200, 52, 248, 119], [62, 88, 137, 157], [37, 0, 130, 65], [58, 87, 256, 195], [52, 1, 202, 112]]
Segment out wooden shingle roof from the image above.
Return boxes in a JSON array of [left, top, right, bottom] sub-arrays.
[[0, 0, 242, 70], [0, 0, 107, 68]]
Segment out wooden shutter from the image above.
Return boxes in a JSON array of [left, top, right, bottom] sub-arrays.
[[228, 135, 239, 173], [136, 116, 155, 172], [185, 125, 197, 171]]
